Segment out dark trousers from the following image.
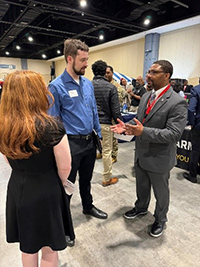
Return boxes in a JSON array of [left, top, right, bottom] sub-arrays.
[[135, 162, 170, 224], [67, 137, 96, 211], [189, 127, 200, 177]]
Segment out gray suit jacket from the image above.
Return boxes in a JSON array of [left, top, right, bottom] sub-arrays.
[[131, 87, 187, 174]]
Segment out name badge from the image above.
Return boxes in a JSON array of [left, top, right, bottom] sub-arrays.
[[69, 90, 78, 97]]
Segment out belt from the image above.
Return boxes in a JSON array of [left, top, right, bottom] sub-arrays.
[[67, 133, 93, 140]]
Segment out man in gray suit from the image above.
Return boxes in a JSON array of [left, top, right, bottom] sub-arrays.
[[111, 60, 187, 237]]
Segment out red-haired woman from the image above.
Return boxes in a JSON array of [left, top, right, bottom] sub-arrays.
[[0, 70, 74, 267]]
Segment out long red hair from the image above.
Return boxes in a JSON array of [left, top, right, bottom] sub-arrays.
[[0, 70, 55, 159]]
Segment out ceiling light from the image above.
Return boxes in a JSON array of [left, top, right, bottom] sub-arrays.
[[28, 36, 33, 42], [99, 34, 104, 40], [99, 30, 104, 41], [57, 50, 61, 54], [80, 0, 87, 7], [5, 51, 10, 55], [48, 23, 51, 28], [16, 45, 21, 50], [144, 18, 150, 25], [42, 54, 47, 59], [144, 16, 151, 25]]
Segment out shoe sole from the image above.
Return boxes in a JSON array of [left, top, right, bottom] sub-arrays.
[[102, 182, 118, 187], [102, 179, 118, 187], [149, 230, 164, 238], [83, 211, 108, 219], [123, 211, 148, 220], [149, 225, 167, 238]]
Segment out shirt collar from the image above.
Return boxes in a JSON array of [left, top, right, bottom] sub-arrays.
[[62, 69, 85, 85], [153, 84, 169, 98]]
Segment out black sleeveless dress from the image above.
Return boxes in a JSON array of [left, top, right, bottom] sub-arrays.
[[6, 120, 75, 253]]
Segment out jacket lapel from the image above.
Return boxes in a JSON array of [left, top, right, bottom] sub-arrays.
[[143, 87, 173, 124], [138, 92, 150, 121]]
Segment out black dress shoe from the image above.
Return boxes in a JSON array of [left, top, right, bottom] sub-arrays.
[[66, 236, 75, 247], [150, 221, 166, 238], [83, 206, 108, 219], [124, 207, 148, 219], [183, 172, 197, 183]]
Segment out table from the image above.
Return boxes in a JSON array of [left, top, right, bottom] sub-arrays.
[[121, 112, 137, 123], [176, 127, 200, 174]]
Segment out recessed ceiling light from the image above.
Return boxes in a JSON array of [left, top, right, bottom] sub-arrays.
[[5, 51, 10, 55], [42, 54, 47, 59], [16, 45, 21, 50], [99, 34, 104, 40], [99, 30, 104, 40], [144, 16, 151, 25], [144, 18, 150, 25], [57, 50, 61, 54], [80, 0, 87, 7], [28, 36, 33, 42]]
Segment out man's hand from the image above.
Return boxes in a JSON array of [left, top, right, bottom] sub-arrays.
[[124, 118, 143, 136], [110, 119, 125, 134]]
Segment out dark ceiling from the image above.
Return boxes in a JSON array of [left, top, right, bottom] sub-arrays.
[[0, 0, 200, 60]]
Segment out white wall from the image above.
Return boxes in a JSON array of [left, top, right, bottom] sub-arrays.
[[0, 57, 21, 79], [85, 39, 145, 80], [159, 24, 200, 85], [0, 57, 52, 84], [27, 59, 52, 84], [53, 24, 200, 86]]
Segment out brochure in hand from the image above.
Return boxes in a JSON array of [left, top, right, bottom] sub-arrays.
[[64, 180, 75, 196]]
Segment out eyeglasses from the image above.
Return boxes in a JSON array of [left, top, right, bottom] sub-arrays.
[[147, 70, 165, 75]]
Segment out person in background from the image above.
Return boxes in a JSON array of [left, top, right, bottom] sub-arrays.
[[183, 83, 200, 183], [170, 79, 175, 88], [182, 79, 192, 93], [0, 70, 75, 267], [49, 39, 108, 246], [106, 65, 125, 164], [105, 66, 126, 107], [120, 78, 132, 109], [127, 76, 146, 112], [111, 60, 187, 238], [92, 60, 122, 186], [173, 81, 185, 98]]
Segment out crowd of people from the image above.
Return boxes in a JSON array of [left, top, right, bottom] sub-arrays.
[[0, 38, 199, 267]]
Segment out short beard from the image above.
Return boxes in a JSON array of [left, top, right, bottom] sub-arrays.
[[72, 61, 86, 76]]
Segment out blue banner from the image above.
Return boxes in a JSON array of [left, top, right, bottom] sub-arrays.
[[0, 64, 16, 69]]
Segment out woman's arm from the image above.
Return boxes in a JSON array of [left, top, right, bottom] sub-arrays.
[[53, 134, 71, 185]]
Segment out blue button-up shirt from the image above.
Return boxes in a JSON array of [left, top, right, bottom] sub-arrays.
[[48, 69, 101, 137]]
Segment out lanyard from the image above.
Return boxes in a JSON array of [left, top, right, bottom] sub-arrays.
[[142, 84, 171, 124]]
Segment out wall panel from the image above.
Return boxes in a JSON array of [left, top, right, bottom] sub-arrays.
[[159, 24, 200, 85]]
